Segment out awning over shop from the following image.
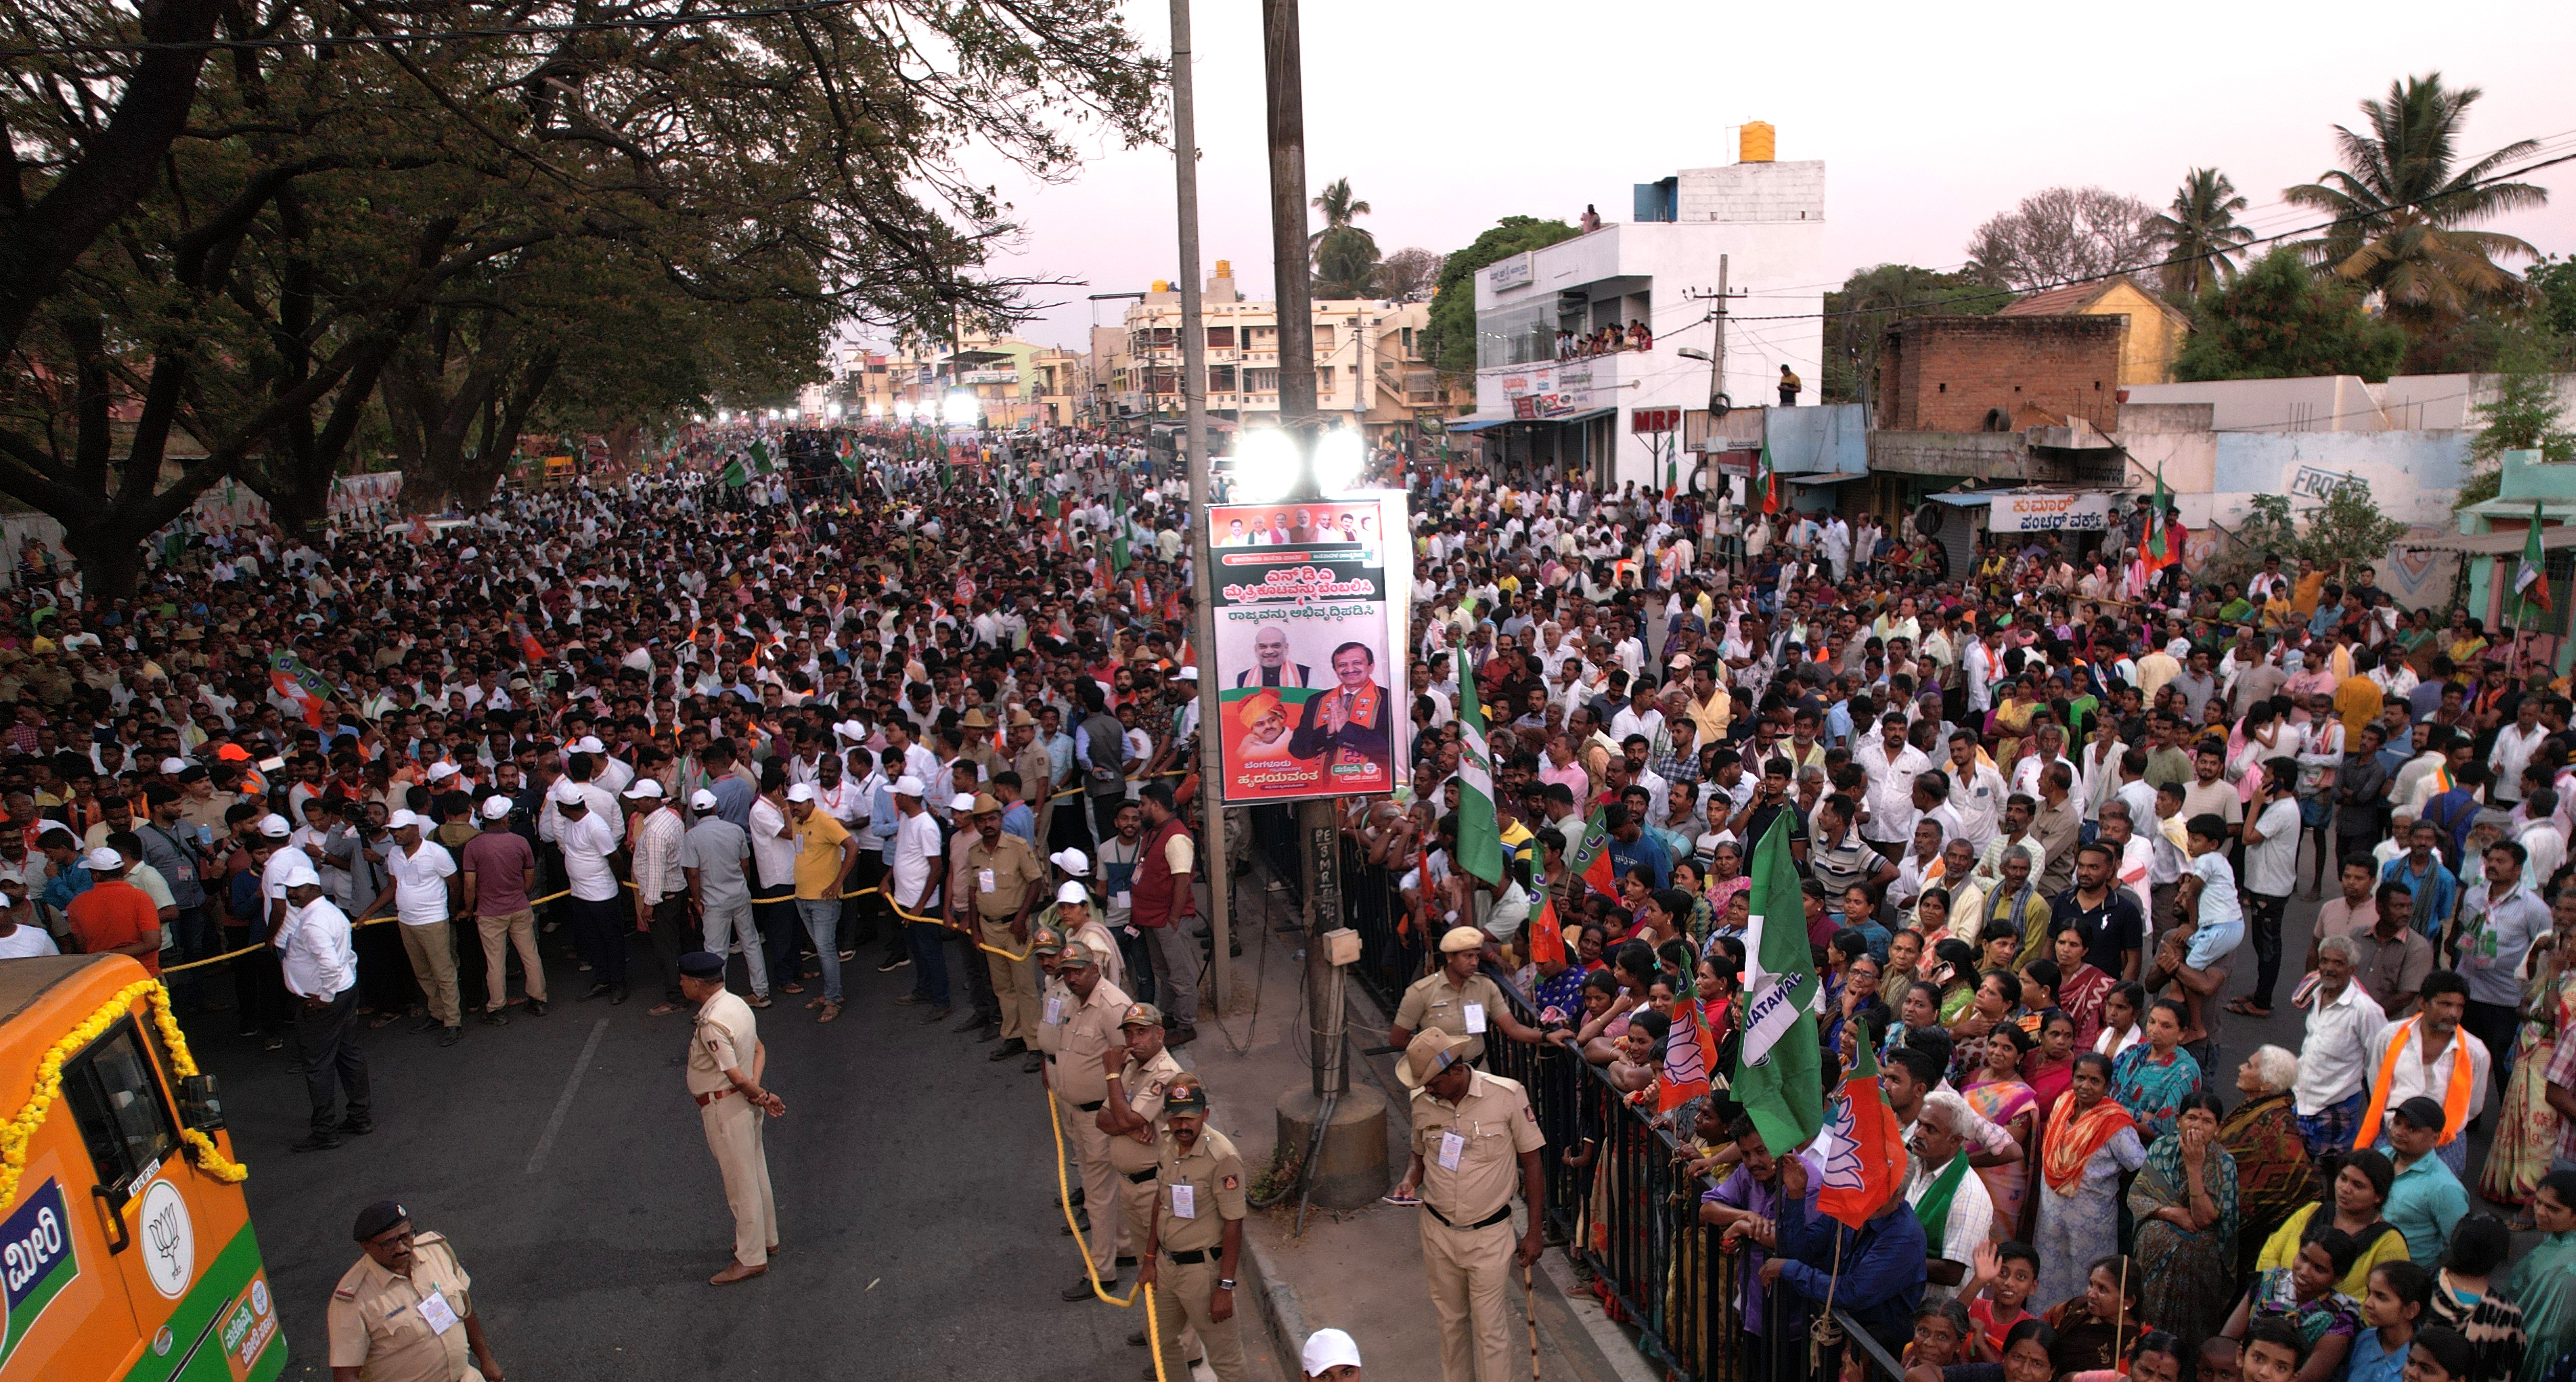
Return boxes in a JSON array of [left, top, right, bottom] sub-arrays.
[[1537, 407, 1617, 426], [1445, 416, 1515, 433], [1786, 472, 1869, 485], [1924, 492, 1996, 507], [2400, 525, 2576, 556]]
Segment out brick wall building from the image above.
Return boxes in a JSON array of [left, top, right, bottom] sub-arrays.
[[1876, 315, 2124, 432]]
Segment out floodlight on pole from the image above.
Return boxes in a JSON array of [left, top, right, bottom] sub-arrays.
[[941, 388, 981, 427], [894, 400, 916, 423]]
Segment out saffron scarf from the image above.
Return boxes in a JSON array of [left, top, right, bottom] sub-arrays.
[[2042, 1091, 2136, 1196]]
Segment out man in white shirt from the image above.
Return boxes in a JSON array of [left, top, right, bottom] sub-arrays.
[[277, 861, 372, 1152], [363, 809, 463, 1045], [2293, 936, 2387, 1156], [886, 776, 953, 1020], [0, 882, 58, 956], [2491, 697, 2547, 807], [1946, 731, 2009, 857], [1905, 1090, 1994, 1300], [1855, 714, 1931, 854], [554, 782, 629, 1002], [2519, 788, 2568, 893]]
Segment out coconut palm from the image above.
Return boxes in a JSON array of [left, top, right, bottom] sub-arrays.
[[1310, 177, 1374, 258], [2147, 168, 2254, 298], [2283, 73, 2548, 325]]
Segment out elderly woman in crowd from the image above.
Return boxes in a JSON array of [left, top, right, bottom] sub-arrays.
[[2220, 1044, 2320, 1278], [2131, 1091, 2241, 1358]]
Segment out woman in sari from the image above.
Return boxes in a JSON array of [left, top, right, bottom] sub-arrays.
[[2514, 1169, 2576, 1382], [1933, 938, 1982, 1023], [2111, 998, 2204, 1142], [1668, 859, 1717, 945], [2221, 1045, 2320, 1279], [2033, 1052, 2148, 1309], [1965, 1023, 2042, 1236], [1987, 676, 2038, 768], [2129, 1093, 2241, 1360], [2024, 1009, 2080, 1130], [2260, 1150, 2412, 1298], [2052, 924, 2116, 1050], [2480, 886, 2576, 1210]]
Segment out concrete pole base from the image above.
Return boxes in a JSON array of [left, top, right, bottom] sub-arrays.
[[1274, 1085, 1391, 1211]]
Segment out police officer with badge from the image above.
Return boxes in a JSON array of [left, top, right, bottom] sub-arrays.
[[1100, 1002, 1189, 1354], [681, 949, 783, 1286], [1139, 1076, 1247, 1382], [1393, 1029, 1547, 1382], [1043, 937, 1132, 1301], [327, 1199, 504, 1382], [1390, 926, 1545, 1066]]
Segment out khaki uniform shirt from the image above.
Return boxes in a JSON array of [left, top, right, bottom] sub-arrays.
[[327, 1233, 477, 1382], [1153, 1125, 1250, 1253], [1014, 741, 1055, 809], [1409, 1070, 1544, 1225], [1047, 978, 1133, 1105], [687, 989, 757, 1097], [965, 833, 1047, 922], [1395, 970, 1511, 1064], [1108, 1050, 1187, 1174], [1035, 974, 1069, 1060]]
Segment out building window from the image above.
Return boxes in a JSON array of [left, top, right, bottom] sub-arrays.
[[1476, 300, 1556, 368], [1245, 368, 1278, 393], [1248, 325, 1277, 348], [1401, 327, 1415, 356], [1207, 326, 1235, 349], [1209, 364, 1236, 392], [1312, 325, 1336, 349]]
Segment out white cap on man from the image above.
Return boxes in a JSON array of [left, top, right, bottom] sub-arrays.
[[891, 775, 926, 798], [785, 783, 816, 804], [690, 789, 721, 812], [481, 796, 515, 821], [258, 813, 294, 839], [550, 781, 587, 806], [623, 779, 664, 800], [82, 846, 125, 873], [1301, 1329, 1363, 1378]]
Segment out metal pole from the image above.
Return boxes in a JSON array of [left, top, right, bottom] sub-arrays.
[[1171, 0, 1229, 1017], [1261, 0, 1342, 1097]]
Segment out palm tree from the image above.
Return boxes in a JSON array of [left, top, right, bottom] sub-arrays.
[[2283, 73, 2549, 325], [1310, 177, 1374, 259], [2147, 168, 2254, 298]]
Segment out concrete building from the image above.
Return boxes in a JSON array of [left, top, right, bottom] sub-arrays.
[[2412, 448, 2576, 672], [1994, 274, 2191, 387], [1454, 127, 1826, 491], [2123, 372, 2576, 433], [1105, 260, 1444, 440]]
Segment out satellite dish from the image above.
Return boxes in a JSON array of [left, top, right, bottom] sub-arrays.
[[1914, 503, 1947, 537]]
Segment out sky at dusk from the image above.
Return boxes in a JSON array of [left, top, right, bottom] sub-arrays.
[[893, 0, 2576, 354]]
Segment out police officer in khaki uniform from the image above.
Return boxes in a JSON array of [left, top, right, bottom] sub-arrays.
[[1010, 707, 1056, 841], [1043, 936, 1133, 1300], [1100, 1002, 1190, 1355], [1139, 1076, 1248, 1382], [1390, 926, 1546, 1065], [963, 792, 1049, 1071], [680, 950, 785, 1285], [327, 1199, 504, 1382], [1393, 1029, 1546, 1382]]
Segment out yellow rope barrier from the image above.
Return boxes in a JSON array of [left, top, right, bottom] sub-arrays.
[[1047, 1087, 1138, 1307]]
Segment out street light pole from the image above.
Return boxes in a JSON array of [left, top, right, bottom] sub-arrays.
[[1170, 0, 1229, 1016]]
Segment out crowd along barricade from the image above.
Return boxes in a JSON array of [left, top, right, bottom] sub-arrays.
[[1483, 974, 1904, 1382], [1340, 835, 1425, 1011]]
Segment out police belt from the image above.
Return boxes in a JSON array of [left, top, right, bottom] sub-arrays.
[[693, 1087, 735, 1107], [1422, 1202, 1513, 1231], [1162, 1248, 1213, 1264], [1126, 1167, 1158, 1184]]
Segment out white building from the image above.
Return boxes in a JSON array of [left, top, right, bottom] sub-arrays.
[[1459, 126, 1826, 490]]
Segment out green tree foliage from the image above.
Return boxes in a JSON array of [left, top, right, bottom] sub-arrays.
[[2147, 169, 2254, 299], [0, 1, 1161, 593], [2175, 248, 2408, 383], [2231, 478, 2409, 580], [2284, 73, 2548, 328], [1313, 227, 1382, 300], [1822, 264, 2002, 405], [1421, 216, 1580, 379]]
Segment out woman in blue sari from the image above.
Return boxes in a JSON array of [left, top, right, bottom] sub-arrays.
[[2112, 998, 2204, 1142]]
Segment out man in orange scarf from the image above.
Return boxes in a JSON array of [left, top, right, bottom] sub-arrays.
[[1287, 641, 1393, 788]]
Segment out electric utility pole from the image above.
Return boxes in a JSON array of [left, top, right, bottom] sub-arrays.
[[1171, 0, 1229, 1013]]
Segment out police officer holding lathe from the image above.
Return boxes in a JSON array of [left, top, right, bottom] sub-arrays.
[[328, 1199, 503, 1382], [1390, 926, 1546, 1065], [1043, 937, 1133, 1301], [1139, 1076, 1247, 1382], [1393, 1029, 1547, 1382], [680, 949, 784, 1285]]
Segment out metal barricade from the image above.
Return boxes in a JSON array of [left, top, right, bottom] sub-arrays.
[[1340, 838, 1424, 1010]]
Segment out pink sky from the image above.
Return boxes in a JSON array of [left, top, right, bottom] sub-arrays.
[[915, 0, 2576, 354]]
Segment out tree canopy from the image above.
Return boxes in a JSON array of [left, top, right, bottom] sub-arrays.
[[2174, 247, 2407, 383], [1421, 215, 1579, 378]]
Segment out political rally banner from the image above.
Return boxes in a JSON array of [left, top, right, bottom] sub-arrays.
[[1209, 496, 1407, 804]]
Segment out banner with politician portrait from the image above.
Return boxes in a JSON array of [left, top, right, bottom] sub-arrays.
[[1209, 496, 1408, 804]]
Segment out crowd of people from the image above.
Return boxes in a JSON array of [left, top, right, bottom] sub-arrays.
[[9, 426, 2576, 1382]]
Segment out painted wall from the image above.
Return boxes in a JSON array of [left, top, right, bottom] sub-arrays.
[[2200, 430, 2470, 528]]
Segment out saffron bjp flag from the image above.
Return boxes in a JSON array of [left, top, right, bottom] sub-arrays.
[[1527, 895, 1567, 969], [1814, 1035, 1908, 1228], [1730, 812, 1822, 1160], [267, 651, 332, 728], [1655, 997, 1718, 1114], [1565, 807, 1619, 899]]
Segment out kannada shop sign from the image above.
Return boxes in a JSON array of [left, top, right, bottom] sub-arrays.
[[1208, 497, 1407, 804], [1988, 491, 2114, 533]]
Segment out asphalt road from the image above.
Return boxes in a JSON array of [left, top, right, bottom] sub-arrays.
[[193, 932, 1169, 1382]]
